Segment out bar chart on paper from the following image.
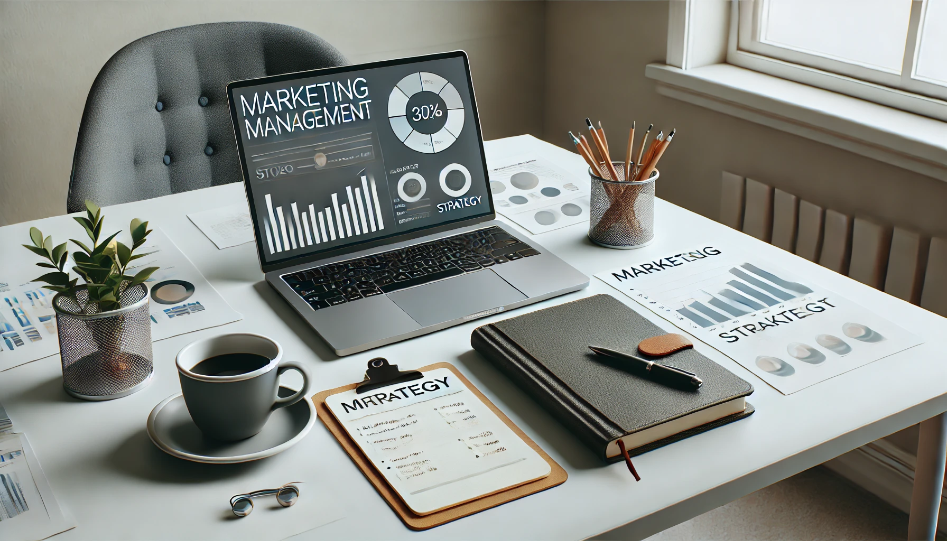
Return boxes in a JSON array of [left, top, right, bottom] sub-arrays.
[[262, 173, 387, 256], [630, 262, 815, 330]]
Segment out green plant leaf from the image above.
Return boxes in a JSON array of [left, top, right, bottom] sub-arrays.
[[115, 242, 131, 268], [51, 243, 67, 267], [91, 232, 119, 256], [73, 217, 94, 240], [59, 249, 69, 269], [43, 235, 53, 255], [42, 286, 69, 293], [92, 218, 103, 243], [84, 200, 100, 218], [70, 238, 93, 255], [133, 221, 149, 244], [130, 267, 159, 286], [22, 244, 49, 259], [73, 251, 91, 264], [29, 227, 43, 248], [36, 262, 57, 269], [127, 251, 154, 261], [73, 216, 93, 231], [34, 272, 70, 286]]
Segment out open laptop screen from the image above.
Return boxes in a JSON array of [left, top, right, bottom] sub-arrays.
[[228, 52, 493, 269]]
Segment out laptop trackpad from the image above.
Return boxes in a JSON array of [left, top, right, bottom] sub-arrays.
[[387, 269, 527, 327]]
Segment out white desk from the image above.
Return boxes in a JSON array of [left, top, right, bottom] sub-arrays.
[[2, 136, 946, 540]]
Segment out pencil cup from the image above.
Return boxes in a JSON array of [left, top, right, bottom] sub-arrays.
[[588, 162, 658, 249]]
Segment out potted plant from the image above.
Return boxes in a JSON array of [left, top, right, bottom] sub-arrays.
[[23, 201, 159, 400]]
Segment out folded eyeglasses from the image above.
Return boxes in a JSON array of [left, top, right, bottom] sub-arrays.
[[230, 483, 300, 517]]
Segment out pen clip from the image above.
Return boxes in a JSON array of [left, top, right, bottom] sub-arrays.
[[662, 364, 697, 377]]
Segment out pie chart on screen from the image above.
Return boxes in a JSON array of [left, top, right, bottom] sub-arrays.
[[387, 72, 465, 154]]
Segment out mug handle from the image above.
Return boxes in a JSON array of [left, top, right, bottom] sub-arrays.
[[272, 361, 311, 410]]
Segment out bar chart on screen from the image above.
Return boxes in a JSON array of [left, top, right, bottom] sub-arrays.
[[262, 172, 387, 256]]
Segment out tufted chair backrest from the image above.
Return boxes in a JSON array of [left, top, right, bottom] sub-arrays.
[[67, 22, 346, 213]]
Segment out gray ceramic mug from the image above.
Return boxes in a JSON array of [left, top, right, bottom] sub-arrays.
[[176, 333, 310, 441]]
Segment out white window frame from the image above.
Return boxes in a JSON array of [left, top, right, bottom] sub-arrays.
[[727, 0, 947, 122], [654, 0, 947, 184]]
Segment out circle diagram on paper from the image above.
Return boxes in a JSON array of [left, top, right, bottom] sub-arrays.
[[388, 72, 465, 154]]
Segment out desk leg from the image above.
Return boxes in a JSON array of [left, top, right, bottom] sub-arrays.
[[909, 413, 947, 541]]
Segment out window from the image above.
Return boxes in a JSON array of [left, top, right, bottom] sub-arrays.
[[730, 0, 947, 120]]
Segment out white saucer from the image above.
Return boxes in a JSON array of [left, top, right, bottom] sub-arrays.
[[146, 386, 315, 464]]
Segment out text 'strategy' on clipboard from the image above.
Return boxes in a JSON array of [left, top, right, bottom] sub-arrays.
[[325, 367, 551, 515]]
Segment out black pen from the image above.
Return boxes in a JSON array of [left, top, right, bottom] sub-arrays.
[[589, 345, 703, 390]]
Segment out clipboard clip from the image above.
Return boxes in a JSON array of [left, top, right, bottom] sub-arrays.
[[356, 358, 423, 394]]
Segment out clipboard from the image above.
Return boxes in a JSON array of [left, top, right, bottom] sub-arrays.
[[314, 359, 567, 531]]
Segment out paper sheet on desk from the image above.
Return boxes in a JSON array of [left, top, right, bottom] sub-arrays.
[[485, 154, 590, 235], [187, 204, 255, 250], [325, 367, 550, 516], [0, 228, 241, 371], [126, 228, 242, 340], [0, 433, 74, 541], [595, 242, 923, 394]]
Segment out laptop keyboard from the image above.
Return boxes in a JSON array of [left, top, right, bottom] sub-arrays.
[[281, 226, 539, 310]]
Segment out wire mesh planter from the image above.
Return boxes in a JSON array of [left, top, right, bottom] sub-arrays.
[[53, 283, 153, 400]]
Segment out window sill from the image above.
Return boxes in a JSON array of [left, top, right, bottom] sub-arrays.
[[645, 63, 947, 183]]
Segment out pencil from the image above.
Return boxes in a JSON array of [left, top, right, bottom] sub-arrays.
[[578, 134, 595, 164], [584, 124, 605, 163], [569, 131, 601, 173], [597, 120, 609, 154], [636, 131, 663, 181], [634, 124, 653, 179], [587, 118, 620, 181], [624, 121, 635, 180], [637, 129, 674, 182]]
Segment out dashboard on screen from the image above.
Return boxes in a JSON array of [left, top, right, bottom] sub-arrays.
[[228, 52, 493, 268]]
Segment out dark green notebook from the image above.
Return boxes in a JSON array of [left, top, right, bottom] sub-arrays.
[[471, 294, 754, 462]]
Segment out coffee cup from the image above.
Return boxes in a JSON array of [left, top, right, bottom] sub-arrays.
[[175, 333, 310, 441]]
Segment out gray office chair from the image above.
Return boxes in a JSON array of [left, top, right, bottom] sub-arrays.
[[67, 22, 347, 213]]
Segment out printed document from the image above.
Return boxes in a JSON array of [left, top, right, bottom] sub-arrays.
[[325, 367, 550, 515], [596, 243, 923, 394]]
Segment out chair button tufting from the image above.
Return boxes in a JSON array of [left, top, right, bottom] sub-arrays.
[[163, 154, 171, 165], [155, 101, 164, 112], [204, 145, 214, 156], [198, 96, 209, 107]]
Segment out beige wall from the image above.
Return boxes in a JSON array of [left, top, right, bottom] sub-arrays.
[[3, 1, 945, 240], [542, 1, 947, 241], [0, 0, 545, 225]]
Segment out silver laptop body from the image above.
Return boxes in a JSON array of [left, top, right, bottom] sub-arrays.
[[228, 52, 588, 356]]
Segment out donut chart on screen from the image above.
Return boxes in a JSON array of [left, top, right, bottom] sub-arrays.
[[388, 72, 465, 154]]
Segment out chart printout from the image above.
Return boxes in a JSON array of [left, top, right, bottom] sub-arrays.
[[325, 368, 550, 515], [596, 244, 923, 394]]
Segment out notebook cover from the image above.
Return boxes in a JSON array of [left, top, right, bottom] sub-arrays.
[[313, 362, 567, 531], [471, 294, 754, 463]]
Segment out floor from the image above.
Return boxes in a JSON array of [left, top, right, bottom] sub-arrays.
[[643, 466, 943, 541]]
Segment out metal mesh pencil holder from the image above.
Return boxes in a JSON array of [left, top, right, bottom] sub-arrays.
[[588, 162, 659, 249], [53, 284, 153, 400]]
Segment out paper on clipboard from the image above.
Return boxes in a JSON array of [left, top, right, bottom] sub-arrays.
[[324, 367, 550, 516]]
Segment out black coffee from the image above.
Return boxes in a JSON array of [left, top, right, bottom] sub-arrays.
[[191, 353, 270, 377]]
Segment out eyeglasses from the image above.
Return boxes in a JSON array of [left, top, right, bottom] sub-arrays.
[[230, 483, 301, 517]]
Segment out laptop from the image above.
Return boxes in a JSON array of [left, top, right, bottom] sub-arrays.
[[227, 51, 588, 356]]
